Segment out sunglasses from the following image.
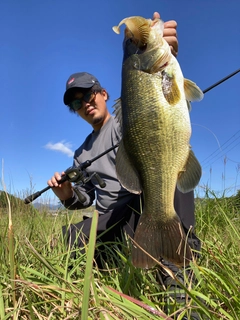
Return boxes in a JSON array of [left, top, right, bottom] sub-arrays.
[[68, 91, 97, 111]]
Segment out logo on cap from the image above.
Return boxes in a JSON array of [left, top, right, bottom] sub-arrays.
[[68, 78, 75, 85]]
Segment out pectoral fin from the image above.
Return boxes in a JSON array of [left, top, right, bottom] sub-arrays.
[[113, 98, 141, 193], [116, 141, 142, 194], [112, 97, 123, 127], [177, 149, 202, 193], [184, 79, 204, 102]]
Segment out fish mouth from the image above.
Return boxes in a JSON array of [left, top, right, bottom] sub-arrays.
[[113, 16, 152, 48], [113, 16, 170, 72]]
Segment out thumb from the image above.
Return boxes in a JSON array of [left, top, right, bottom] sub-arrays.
[[152, 12, 160, 20]]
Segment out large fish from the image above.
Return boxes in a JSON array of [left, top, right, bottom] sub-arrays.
[[112, 16, 203, 269]]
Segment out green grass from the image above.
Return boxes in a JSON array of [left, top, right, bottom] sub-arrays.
[[0, 190, 240, 319]]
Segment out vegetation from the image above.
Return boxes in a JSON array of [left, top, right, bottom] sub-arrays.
[[0, 189, 239, 319]]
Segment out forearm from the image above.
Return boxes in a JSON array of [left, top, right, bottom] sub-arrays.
[[47, 171, 95, 210], [61, 187, 94, 210]]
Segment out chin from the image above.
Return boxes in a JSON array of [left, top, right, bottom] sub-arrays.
[[92, 116, 104, 125]]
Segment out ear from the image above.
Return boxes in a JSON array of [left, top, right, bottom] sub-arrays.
[[101, 89, 108, 101]]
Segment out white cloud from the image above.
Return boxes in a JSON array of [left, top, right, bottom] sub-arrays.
[[45, 141, 74, 157]]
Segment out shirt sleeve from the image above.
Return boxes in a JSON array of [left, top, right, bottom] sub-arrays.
[[61, 180, 95, 210]]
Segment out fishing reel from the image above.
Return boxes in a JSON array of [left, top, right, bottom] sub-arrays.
[[64, 166, 106, 204], [24, 165, 106, 205], [24, 143, 119, 205], [64, 165, 106, 188]]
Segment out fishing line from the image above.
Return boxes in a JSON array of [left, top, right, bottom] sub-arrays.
[[191, 123, 221, 151]]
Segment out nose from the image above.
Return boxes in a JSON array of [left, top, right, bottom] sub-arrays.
[[82, 100, 89, 108]]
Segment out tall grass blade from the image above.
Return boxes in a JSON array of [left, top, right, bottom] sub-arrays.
[[0, 283, 5, 319], [1, 161, 17, 319], [81, 210, 98, 319]]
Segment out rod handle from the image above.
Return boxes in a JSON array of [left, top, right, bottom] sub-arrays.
[[24, 186, 50, 204]]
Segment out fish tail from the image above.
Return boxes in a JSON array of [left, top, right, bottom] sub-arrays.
[[132, 214, 192, 269]]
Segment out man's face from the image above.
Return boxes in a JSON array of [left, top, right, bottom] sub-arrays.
[[73, 89, 110, 131]]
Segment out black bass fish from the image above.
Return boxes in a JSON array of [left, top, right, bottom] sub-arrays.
[[113, 16, 203, 268]]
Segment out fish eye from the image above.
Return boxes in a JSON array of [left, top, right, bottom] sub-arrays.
[[139, 43, 147, 50], [125, 37, 134, 44]]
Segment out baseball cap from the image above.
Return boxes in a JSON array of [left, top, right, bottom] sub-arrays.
[[63, 72, 102, 105]]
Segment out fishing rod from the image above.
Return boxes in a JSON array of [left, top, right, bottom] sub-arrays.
[[24, 68, 239, 205], [24, 143, 119, 204], [202, 68, 240, 94]]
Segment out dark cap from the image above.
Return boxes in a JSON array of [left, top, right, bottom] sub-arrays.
[[63, 72, 102, 105]]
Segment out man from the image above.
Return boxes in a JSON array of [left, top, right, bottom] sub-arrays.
[[48, 12, 201, 319]]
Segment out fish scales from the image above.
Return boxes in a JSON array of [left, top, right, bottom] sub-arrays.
[[113, 16, 203, 268], [122, 70, 191, 219]]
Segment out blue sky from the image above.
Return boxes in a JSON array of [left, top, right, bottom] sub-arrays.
[[1, 0, 239, 203]]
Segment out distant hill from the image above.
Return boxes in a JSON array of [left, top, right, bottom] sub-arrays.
[[33, 202, 63, 210], [0, 191, 62, 214], [0, 190, 24, 208]]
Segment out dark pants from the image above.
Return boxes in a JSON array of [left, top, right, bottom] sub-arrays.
[[62, 189, 200, 263], [62, 196, 141, 257]]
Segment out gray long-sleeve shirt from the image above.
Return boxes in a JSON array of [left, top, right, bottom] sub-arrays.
[[62, 116, 136, 214], [62, 115, 196, 230]]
